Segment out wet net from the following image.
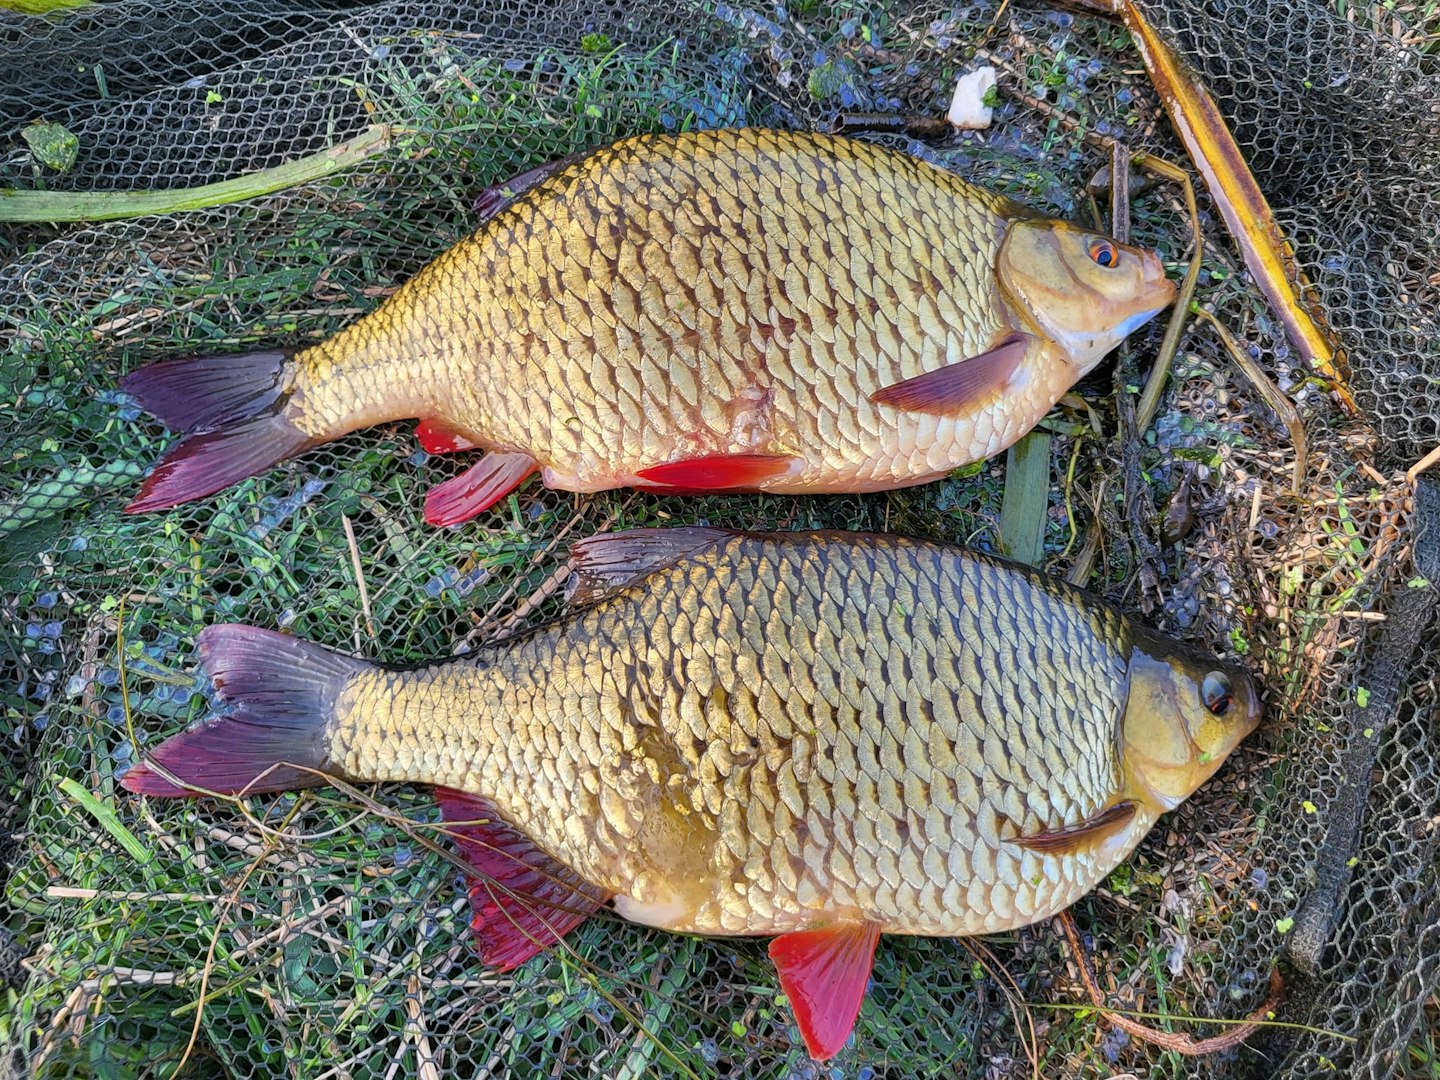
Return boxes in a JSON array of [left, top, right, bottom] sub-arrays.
[[2, 0, 1437, 1076]]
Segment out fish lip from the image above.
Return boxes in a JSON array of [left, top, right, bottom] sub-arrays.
[[1109, 296, 1174, 340]]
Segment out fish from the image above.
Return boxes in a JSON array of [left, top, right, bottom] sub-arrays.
[[120, 527, 1259, 1059], [120, 128, 1177, 525]]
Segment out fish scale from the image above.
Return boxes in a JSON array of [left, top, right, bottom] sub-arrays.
[[297, 131, 1087, 482], [123, 528, 1256, 1061], [123, 130, 1175, 521], [323, 531, 1181, 935]]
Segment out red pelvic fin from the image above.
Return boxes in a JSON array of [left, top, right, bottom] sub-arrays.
[[423, 452, 538, 527], [435, 787, 609, 972], [567, 527, 734, 606], [415, 418, 481, 455], [870, 333, 1033, 417], [636, 453, 795, 492], [769, 921, 883, 1061], [120, 625, 366, 798], [1013, 800, 1137, 856]]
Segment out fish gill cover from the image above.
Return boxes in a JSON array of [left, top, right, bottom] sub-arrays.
[[0, 1, 1436, 1077]]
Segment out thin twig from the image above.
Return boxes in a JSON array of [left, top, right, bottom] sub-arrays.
[[342, 513, 378, 642], [1055, 909, 1285, 1055], [1193, 305, 1308, 495]]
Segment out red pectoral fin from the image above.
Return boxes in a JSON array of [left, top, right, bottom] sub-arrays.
[[436, 787, 609, 972], [423, 452, 538, 526], [415, 418, 481, 455], [768, 921, 883, 1061], [1013, 800, 1137, 856], [870, 333, 1033, 417], [636, 453, 795, 491]]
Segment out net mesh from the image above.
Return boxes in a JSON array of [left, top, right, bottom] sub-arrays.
[[2, 0, 1437, 1076]]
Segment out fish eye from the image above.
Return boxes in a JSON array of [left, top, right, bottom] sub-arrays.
[[1201, 672, 1233, 716], [1087, 239, 1119, 268]]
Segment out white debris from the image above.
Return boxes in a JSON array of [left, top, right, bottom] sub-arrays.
[[947, 66, 998, 130]]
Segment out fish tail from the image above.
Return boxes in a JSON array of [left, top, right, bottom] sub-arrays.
[[122, 351, 319, 513], [120, 625, 368, 798]]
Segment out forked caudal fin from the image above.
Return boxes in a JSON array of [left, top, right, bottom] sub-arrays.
[[122, 351, 318, 513], [120, 625, 368, 797]]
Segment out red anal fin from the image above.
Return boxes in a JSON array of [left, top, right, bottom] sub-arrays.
[[636, 453, 794, 491], [416, 418, 481, 455], [870, 333, 1033, 417], [423, 452, 538, 527], [567, 527, 733, 606], [1013, 800, 1137, 856], [435, 787, 609, 972], [769, 921, 883, 1061]]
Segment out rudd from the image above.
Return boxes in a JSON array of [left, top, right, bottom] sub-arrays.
[[121, 528, 1258, 1059], [121, 128, 1175, 525]]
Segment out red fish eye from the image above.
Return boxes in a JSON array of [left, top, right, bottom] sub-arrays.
[[1201, 672, 1233, 716], [1088, 239, 1119, 268]]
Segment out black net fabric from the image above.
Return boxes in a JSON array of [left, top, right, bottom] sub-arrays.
[[2, 0, 1437, 1076]]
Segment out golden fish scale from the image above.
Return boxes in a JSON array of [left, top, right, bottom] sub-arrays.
[[329, 533, 1156, 937], [289, 129, 1070, 490]]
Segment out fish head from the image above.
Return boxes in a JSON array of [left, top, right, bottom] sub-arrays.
[[1118, 629, 1263, 811], [996, 219, 1177, 375]]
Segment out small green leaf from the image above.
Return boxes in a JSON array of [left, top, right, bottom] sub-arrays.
[[1407, 577, 1430, 588], [730, 1020, 747, 1038], [1363, 727, 1374, 738], [21, 121, 79, 173], [1275, 916, 1294, 934], [1302, 800, 1317, 814], [205, 90, 223, 105], [1346, 856, 1359, 868], [1356, 687, 1371, 708]]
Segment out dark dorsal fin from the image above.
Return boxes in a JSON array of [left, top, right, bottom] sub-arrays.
[[567, 527, 734, 607], [473, 149, 593, 223], [435, 787, 609, 972], [870, 332, 1033, 417], [1013, 800, 1137, 856]]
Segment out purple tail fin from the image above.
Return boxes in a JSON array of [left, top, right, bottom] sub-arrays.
[[122, 351, 289, 431], [121, 625, 368, 798], [121, 350, 317, 513]]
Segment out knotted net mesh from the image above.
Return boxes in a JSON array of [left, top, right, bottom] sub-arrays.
[[2, 0, 1437, 1076]]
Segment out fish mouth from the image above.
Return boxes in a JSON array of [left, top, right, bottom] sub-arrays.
[[1112, 302, 1171, 339]]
